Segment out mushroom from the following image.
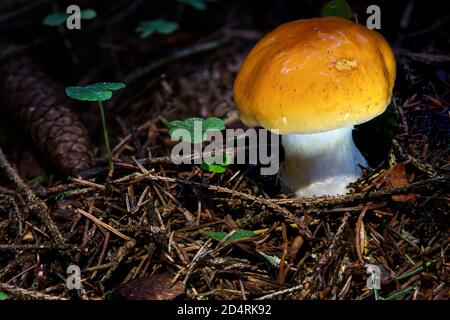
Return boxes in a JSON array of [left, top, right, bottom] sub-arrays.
[[233, 17, 396, 197]]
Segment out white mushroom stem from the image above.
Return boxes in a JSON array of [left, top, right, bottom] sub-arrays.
[[279, 126, 367, 197]]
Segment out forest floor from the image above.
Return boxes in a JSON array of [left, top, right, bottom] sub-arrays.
[[0, 1, 448, 301]]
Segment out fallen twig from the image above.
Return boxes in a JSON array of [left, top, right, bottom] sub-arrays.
[[0, 283, 67, 300], [272, 175, 449, 208], [113, 171, 312, 238], [0, 146, 66, 245], [75, 208, 132, 241]]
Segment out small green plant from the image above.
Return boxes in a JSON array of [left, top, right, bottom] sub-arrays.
[[177, 0, 207, 11], [66, 82, 126, 172], [169, 117, 225, 144], [168, 117, 230, 173], [0, 292, 8, 300], [384, 286, 416, 300], [201, 229, 255, 244], [322, 0, 355, 19], [200, 152, 232, 173], [43, 9, 97, 26], [135, 19, 179, 38]]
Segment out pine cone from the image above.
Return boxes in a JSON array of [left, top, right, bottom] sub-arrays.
[[0, 45, 92, 176]]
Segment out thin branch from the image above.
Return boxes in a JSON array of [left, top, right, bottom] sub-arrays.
[[0, 146, 66, 245]]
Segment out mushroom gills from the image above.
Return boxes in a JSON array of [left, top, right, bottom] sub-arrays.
[[279, 126, 367, 197]]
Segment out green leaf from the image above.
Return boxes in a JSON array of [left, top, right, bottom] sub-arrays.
[[385, 286, 416, 300], [43, 12, 68, 26], [80, 9, 97, 20], [322, 0, 355, 19], [203, 117, 226, 132], [0, 292, 8, 300], [177, 0, 207, 11], [201, 231, 227, 241], [200, 162, 227, 173], [90, 82, 126, 91], [201, 150, 232, 173], [136, 19, 179, 38], [66, 86, 106, 101], [169, 118, 204, 144], [201, 229, 255, 244], [396, 262, 432, 281], [169, 117, 225, 144], [66, 82, 126, 102]]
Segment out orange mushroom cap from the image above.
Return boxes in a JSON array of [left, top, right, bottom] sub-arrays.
[[233, 17, 396, 134]]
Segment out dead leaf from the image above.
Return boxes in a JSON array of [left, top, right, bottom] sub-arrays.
[[392, 194, 417, 202], [288, 235, 304, 258], [382, 163, 418, 202], [115, 273, 184, 300], [22, 232, 34, 242], [383, 163, 408, 188], [355, 207, 368, 263]]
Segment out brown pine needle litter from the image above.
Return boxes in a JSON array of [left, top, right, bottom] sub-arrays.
[[0, 11, 448, 300]]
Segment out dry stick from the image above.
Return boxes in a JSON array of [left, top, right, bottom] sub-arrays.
[[69, 177, 106, 190], [182, 239, 212, 286], [319, 212, 351, 266], [0, 147, 65, 245], [255, 284, 303, 300], [80, 138, 254, 179], [6, 195, 23, 237], [209, 184, 312, 237], [113, 171, 312, 238], [114, 172, 448, 230], [272, 175, 449, 208], [91, 231, 111, 280], [75, 209, 132, 241], [0, 283, 67, 300], [0, 244, 83, 251], [392, 139, 437, 177], [77, 156, 172, 179], [100, 240, 136, 283]]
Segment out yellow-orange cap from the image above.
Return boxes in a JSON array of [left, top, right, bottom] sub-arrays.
[[233, 17, 396, 134]]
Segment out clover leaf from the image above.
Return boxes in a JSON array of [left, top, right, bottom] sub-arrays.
[[200, 163, 226, 173], [322, 0, 355, 20], [169, 117, 225, 144], [201, 150, 232, 173], [43, 13, 68, 26], [66, 82, 126, 102], [135, 19, 179, 38], [80, 9, 97, 20], [66, 82, 125, 172], [177, 0, 207, 11], [43, 9, 97, 26], [169, 117, 229, 173]]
